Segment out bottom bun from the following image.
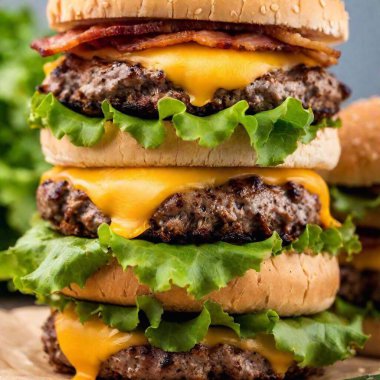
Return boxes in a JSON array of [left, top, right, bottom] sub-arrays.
[[62, 253, 339, 316], [361, 318, 380, 358]]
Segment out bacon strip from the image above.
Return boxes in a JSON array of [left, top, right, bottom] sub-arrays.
[[107, 31, 289, 53], [31, 20, 339, 66], [265, 27, 341, 66], [32, 21, 263, 57]]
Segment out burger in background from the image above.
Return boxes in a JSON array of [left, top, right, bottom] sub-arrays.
[[324, 97, 380, 358]]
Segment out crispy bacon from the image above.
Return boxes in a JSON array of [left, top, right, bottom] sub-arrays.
[[31, 20, 339, 66], [264, 27, 341, 66], [32, 21, 263, 57], [105, 31, 289, 53]]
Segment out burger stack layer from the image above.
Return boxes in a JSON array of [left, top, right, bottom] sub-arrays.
[[324, 97, 380, 359], [1, 1, 369, 379]]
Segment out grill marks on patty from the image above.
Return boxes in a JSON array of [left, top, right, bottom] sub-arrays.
[[42, 313, 321, 380], [37, 176, 321, 244], [39, 54, 350, 122], [37, 180, 110, 238]]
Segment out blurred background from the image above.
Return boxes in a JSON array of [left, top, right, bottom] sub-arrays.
[[0, 0, 379, 252]]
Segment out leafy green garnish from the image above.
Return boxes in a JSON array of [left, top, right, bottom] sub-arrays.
[[3, 222, 109, 295], [52, 296, 367, 365], [1, 220, 360, 298], [335, 298, 380, 320], [30, 92, 335, 166], [288, 217, 361, 257], [331, 186, 380, 220], [272, 312, 366, 367], [30, 92, 105, 147], [98, 223, 282, 299]]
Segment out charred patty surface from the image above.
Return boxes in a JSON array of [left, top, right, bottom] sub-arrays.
[[40, 54, 349, 122], [42, 314, 321, 380], [37, 176, 321, 244]]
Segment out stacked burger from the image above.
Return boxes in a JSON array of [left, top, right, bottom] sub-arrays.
[[325, 98, 380, 358], [1, 0, 368, 379]]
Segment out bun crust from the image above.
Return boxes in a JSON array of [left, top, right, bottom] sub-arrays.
[[62, 253, 339, 316], [41, 125, 340, 169], [323, 98, 380, 186], [47, 0, 348, 42], [361, 318, 380, 358]]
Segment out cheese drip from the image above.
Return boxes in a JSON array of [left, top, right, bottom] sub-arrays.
[[43, 167, 335, 239], [74, 44, 316, 107], [55, 309, 294, 380]]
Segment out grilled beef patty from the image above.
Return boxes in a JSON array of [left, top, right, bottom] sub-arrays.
[[339, 232, 380, 309], [37, 176, 321, 244], [39, 54, 349, 122], [42, 313, 321, 380]]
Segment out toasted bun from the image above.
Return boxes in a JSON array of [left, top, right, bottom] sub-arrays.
[[62, 253, 339, 316], [41, 125, 340, 169], [47, 0, 348, 42], [323, 98, 380, 186], [361, 318, 380, 358]]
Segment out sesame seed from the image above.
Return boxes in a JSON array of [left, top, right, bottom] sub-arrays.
[[319, 0, 326, 8], [230, 10, 239, 17], [260, 5, 267, 14], [270, 3, 279, 12], [292, 4, 300, 13], [194, 8, 203, 15]]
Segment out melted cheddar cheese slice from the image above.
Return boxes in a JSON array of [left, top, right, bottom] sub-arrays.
[[55, 308, 294, 380], [74, 44, 316, 107], [43, 167, 335, 239]]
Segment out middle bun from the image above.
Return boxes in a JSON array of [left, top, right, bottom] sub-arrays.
[[62, 253, 340, 316], [41, 124, 340, 169]]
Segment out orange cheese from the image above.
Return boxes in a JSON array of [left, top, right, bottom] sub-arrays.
[[351, 246, 380, 271], [55, 310, 294, 380], [74, 44, 316, 107], [55, 308, 147, 380], [43, 167, 335, 239], [43, 56, 65, 76], [203, 328, 293, 375]]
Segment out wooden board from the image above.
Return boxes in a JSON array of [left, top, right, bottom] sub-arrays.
[[0, 306, 379, 380]]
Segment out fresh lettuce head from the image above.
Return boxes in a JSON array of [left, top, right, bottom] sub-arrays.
[[30, 93, 340, 167]]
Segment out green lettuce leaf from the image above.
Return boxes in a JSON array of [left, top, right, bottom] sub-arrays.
[[248, 98, 313, 165], [331, 186, 380, 220], [30, 93, 330, 166], [98, 223, 282, 299], [335, 298, 380, 320], [30, 93, 104, 147], [273, 312, 367, 367], [289, 218, 361, 257], [4, 222, 109, 295], [52, 296, 367, 365]]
